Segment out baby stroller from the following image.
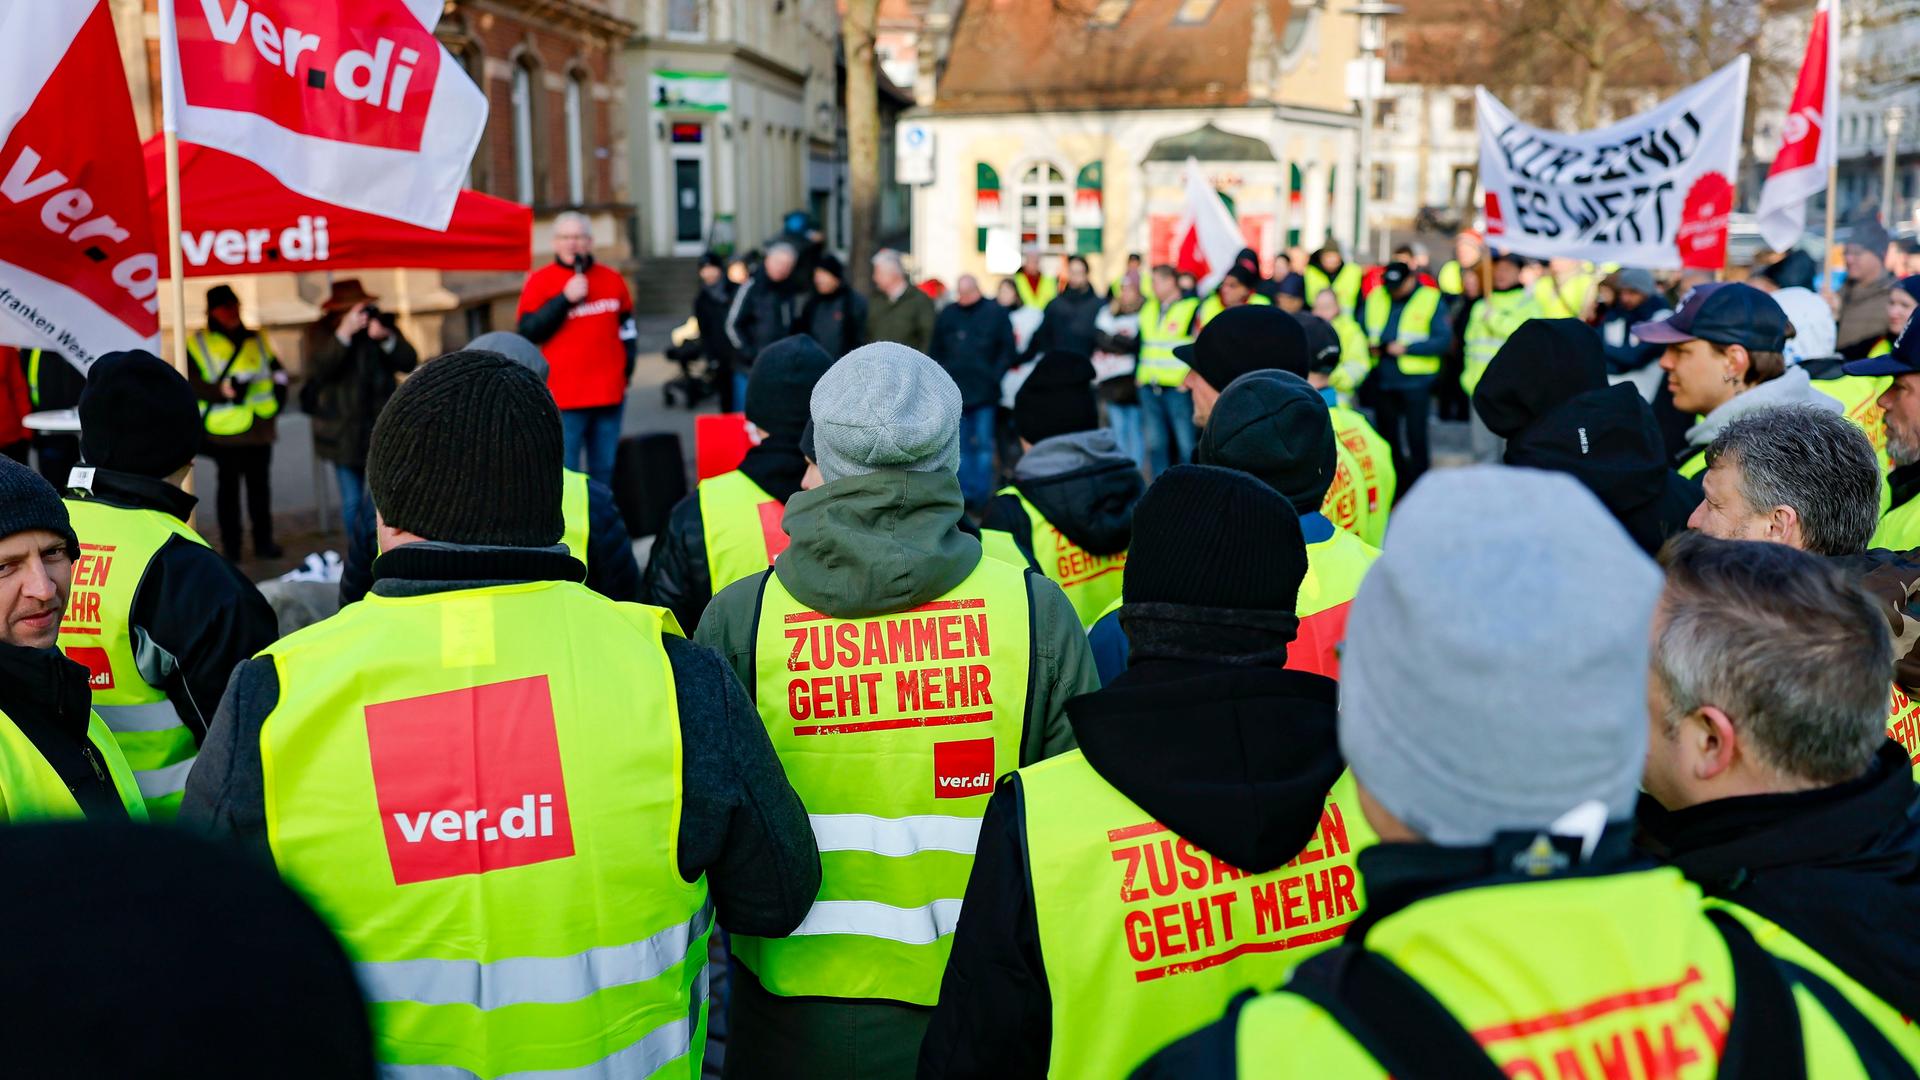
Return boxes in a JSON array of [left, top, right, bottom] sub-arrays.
[[662, 316, 721, 410]]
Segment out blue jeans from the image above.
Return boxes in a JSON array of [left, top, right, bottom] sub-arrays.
[[1137, 384, 1197, 478], [334, 465, 366, 536], [958, 405, 996, 509], [1106, 402, 1145, 474], [731, 370, 751, 415], [561, 401, 624, 488]]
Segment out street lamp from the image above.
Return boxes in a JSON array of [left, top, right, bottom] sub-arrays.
[[1344, 3, 1403, 261], [1885, 105, 1908, 228]]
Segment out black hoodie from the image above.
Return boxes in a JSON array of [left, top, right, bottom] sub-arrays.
[[0, 640, 131, 821], [979, 429, 1141, 560], [917, 608, 1341, 1079]]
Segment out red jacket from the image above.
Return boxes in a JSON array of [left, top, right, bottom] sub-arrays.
[[0, 348, 33, 446], [515, 262, 634, 410]]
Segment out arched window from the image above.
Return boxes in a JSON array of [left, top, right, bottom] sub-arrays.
[[1018, 162, 1069, 251], [564, 72, 588, 205], [512, 60, 537, 204]]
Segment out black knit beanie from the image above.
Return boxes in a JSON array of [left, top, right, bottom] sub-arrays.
[[0, 456, 77, 556], [1196, 370, 1338, 513], [746, 335, 836, 441], [1014, 350, 1099, 444], [366, 351, 562, 547], [79, 351, 202, 478], [1124, 464, 1306, 612]]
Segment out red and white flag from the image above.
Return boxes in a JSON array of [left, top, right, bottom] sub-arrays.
[[1175, 158, 1243, 293], [1756, 0, 1838, 252], [160, 0, 487, 230], [0, 1, 160, 367]]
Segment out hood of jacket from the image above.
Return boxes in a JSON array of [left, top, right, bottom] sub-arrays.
[[1686, 366, 1842, 448], [1012, 429, 1143, 556], [1503, 383, 1700, 554], [1067, 648, 1342, 874], [1473, 318, 1609, 439], [775, 470, 980, 618]]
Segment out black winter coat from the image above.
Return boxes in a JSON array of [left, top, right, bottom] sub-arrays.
[[1024, 285, 1105, 362], [800, 287, 868, 359], [640, 440, 809, 633], [930, 298, 1018, 409], [304, 325, 419, 470], [692, 279, 740, 369], [724, 269, 806, 366]]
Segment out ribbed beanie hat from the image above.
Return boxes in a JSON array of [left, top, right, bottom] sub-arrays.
[[366, 351, 563, 547], [1196, 370, 1338, 513], [0, 457, 76, 556], [79, 351, 201, 478], [747, 335, 837, 440], [1123, 464, 1307, 612]]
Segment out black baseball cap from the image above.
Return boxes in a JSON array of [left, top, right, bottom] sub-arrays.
[[1380, 262, 1413, 289], [1631, 283, 1788, 352], [1173, 304, 1309, 387], [1844, 314, 1920, 376], [1292, 313, 1342, 375]]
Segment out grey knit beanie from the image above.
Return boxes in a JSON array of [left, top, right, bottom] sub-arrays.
[[810, 342, 961, 484], [1339, 466, 1661, 848], [465, 332, 550, 382]]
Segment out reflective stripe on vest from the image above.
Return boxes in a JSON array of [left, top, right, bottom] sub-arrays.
[[0, 706, 147, 823], [25, 348, 43, 408], [740, 558, 1034, 1004], [979, 488, 1125, 629], [1329, 406, 1394, 548], [261, 582, 708, 1077], [698, 470, 787, 596], [190, 331, 280, 436], [1461, 289, 1540, 396], [60, 497, 208, 821], [1024, 755, 1374, 1079], [1319, 446, 1373, 543], [1305, 263, 1362, 313], [1136, 296, 1202, 387], [1363, 286, 1443, 377], [561, 469, 590, 563], [1289, 529, 1378, 679]]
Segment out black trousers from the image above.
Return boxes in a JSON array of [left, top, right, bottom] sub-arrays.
[[205, 443, 275, 555], [1374, 383, 1433, 496]]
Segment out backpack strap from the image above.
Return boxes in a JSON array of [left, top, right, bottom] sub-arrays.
[[1705, 907, 1806, 1080]]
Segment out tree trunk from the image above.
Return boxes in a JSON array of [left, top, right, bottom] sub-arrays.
[[1578, 63, 1605, 130], [843, 0, 881, 295]]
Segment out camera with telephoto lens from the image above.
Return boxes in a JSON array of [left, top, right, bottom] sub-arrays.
[[363, 304, 398, 329]]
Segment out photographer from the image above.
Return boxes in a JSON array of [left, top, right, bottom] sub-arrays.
[[187, 284, 289, 561], [515, 212, 637, 486], [304, 280, 418, 534]]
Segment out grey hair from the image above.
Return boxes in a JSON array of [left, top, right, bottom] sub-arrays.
[[764, 241, 797, 261], [551, 210, 591, 236], [1704, 405, 1881, 556], [1655, 532, 1890, 785], [871, 248, 905, 275]]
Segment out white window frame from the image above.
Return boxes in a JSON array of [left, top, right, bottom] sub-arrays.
[[1017, 161, 1071, 252], [512, 63, 536, 204], [564, 74, 587, 206]]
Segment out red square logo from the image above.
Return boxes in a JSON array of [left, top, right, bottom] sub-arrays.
[[934, 738, 996, 799], [365, 675, 575, 885], [65, 647, 114, 691]]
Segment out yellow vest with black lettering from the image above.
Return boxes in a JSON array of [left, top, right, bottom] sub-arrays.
[[1462, 288, 1541, 396], [188, 331, 280, 437], [561, 468, 589, 564], [1304, 263, 1362, 314], [1137, 296, 1202, 387], [1229, 866, 1920, 1076], [1016, 274, 1060, 312], [0, 706, 146, 823], [1328, 406, 1394, 548], [1026, 757, 1372, 1079], [1198, 292, 1272, 329], [1531, 272, 1596, 321], [261, 582, 709, 1078], [979, 488, 1125, 630], [740, 557, 1034, 1005], [59, 497, 208, 821], [697, 470, 786, 596], [1363, 286, 1443, 377]]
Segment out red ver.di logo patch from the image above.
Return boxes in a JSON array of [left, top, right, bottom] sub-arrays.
[[365, 675, 575, 885], [934, 738, 995, 799]]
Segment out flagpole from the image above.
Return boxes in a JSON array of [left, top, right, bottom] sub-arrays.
[[1824, 0, 1842, 300], [163, 131, 188, 379]]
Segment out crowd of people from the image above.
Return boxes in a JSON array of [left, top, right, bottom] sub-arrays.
[[11, 205, 1920, 1078]]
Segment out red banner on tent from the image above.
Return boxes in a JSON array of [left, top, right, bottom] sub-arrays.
[[144, 137, 531, 278]]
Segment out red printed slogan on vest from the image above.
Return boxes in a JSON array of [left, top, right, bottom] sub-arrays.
[[1473, 967, 1730, 1079], [60, 542, 116, 689], [781, 599, 995, 736], [1044, 522, 1125, 587], [170, 0, 441, 151], [1107, 804, 1360, 983], [365, 675, 575, 885], [1888, 684, 1920, 767]]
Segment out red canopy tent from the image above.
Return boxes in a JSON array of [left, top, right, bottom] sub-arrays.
[[143, 138, 531, 278]]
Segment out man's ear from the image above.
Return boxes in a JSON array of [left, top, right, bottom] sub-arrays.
[[1766, 503, 1802, 548], [1691, 705, 1740, 782]]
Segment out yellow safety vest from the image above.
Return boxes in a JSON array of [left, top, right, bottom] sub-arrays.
[[1328, 315, 1374, 399], [1437, 260, 1468, 295], [261, 581, 709, 1077], [697, 470, 786, 596], [1137, 296, 1202, 387], [188, 330, 280, 437], [1531, 272, 1596, 321], [1024, 757, 1373, 1079], [739, 557, 1034, 1005], [1886, 684, 1920, 781], [1197, 291, 1272, 329], [1015, 274, 1060, 312], [1230, 867, 1920, 1076], [1291, 526, 1380, 680], [1329, 406, 1394, 548], [1320, 444, 1374, 544], [1362, 286, 1444, 377], [561, 468, 589, 564], [0, 705, 146, 823], [979, 487, 1125, 629], [1877, 487, 1920, 552], [1462, 288, 1541, 396], [24, 347, 49, 409], [1813, 374, 1895, 475], [60, 497, 209, 820], [1304, 263, 1362, 314]]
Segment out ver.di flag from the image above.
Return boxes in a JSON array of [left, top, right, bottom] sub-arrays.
[[1175, 157, 1243, 293], [0, 0, 160, 368], [160, 0, 487, 230], [1477, 58, 1749, 270], [1755, 0, 1838, 252]]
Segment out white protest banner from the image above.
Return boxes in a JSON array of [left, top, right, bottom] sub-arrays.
[[160, 0, 487, 230], [1477, 58, 1749, 270]]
